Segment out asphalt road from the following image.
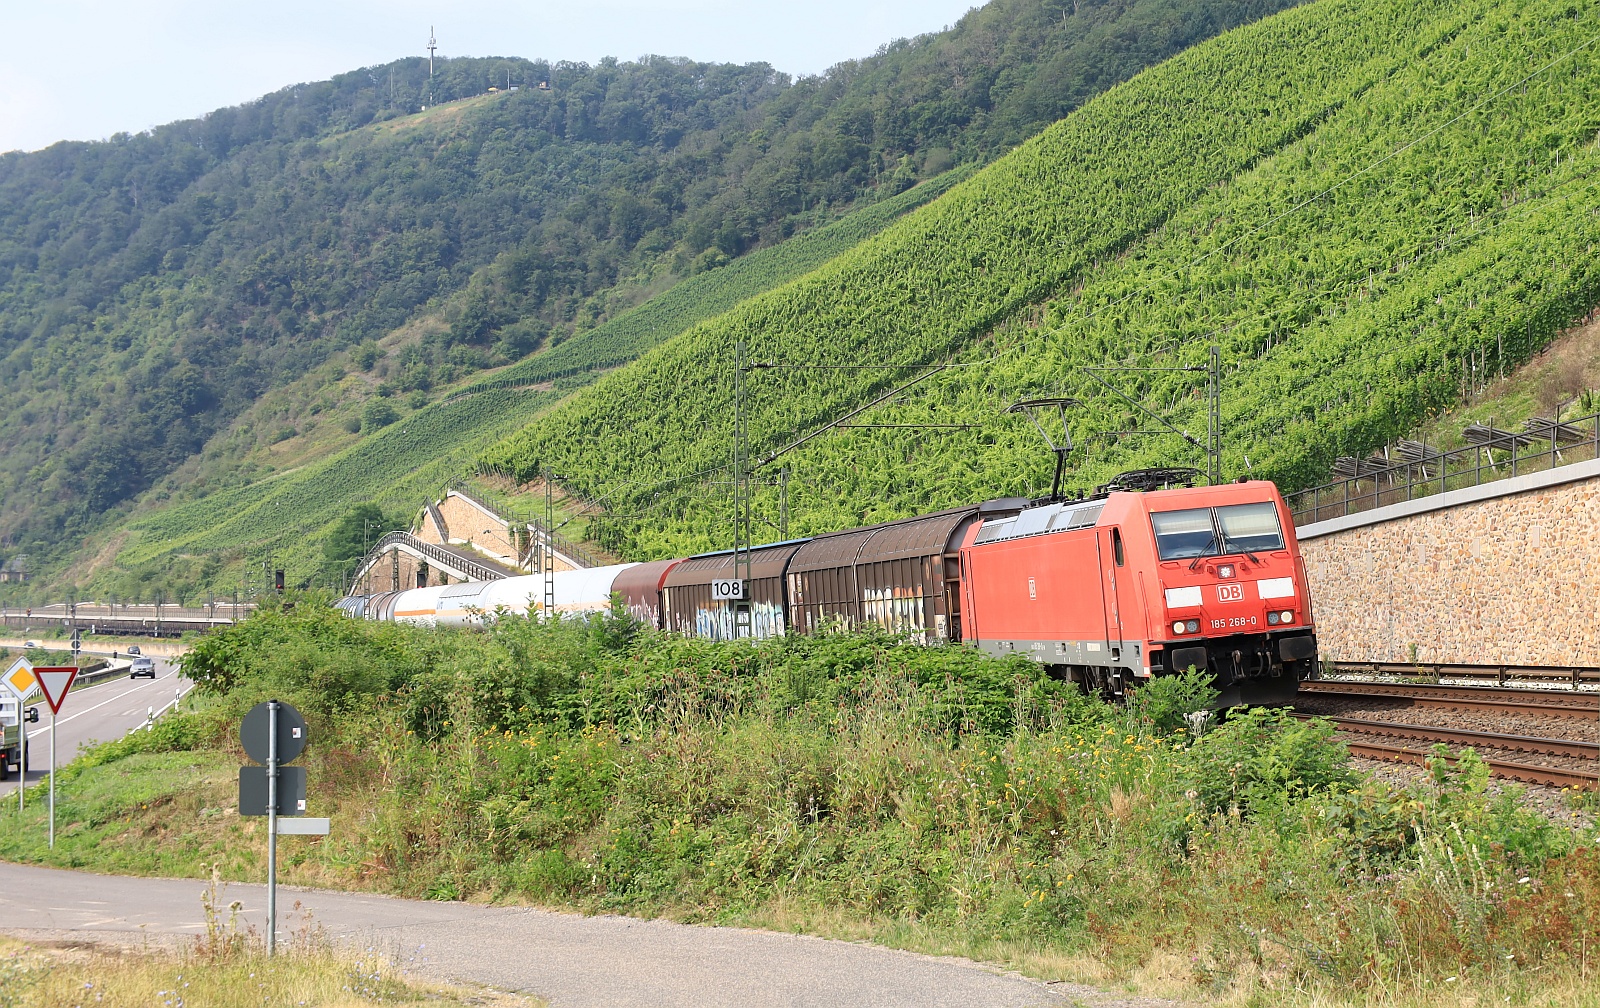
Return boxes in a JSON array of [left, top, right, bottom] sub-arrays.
[[0, 864, 1093, 1007], [1, 656, 191, 796]]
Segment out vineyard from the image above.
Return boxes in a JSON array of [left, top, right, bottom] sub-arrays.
[[481, 0, 1600, 560], [113, 388, 557, 579], [460, 166, 978, 392]]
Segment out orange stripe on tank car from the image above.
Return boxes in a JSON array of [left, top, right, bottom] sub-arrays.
[[394, 609, 436, 617]]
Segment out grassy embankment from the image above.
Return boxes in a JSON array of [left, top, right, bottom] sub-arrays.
[[480, 0, 1600, 561], [2, 600, 1596, 1006]]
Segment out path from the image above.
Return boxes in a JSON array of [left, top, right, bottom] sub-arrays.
[[0, 863, 1105, 1007]]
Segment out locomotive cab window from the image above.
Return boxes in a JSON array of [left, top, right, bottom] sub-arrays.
[[1111, 528, 1124, 566], [1151, 502, 1286, 561], [1150, 508, 1216, 560], [1216, 502, 1285, 554]]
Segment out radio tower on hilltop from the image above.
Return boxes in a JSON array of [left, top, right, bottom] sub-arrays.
[[427, 27, 437, 105]]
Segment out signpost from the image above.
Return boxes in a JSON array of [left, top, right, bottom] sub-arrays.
[[239, 699, 327, 955], [3, 658, 38, 812], [34, 666, 78, 848]]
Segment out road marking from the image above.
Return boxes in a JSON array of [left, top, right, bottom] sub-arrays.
[[26, 667, 189, 739]]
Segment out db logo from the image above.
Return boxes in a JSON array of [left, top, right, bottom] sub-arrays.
[[1216, 583, 1244, 603]]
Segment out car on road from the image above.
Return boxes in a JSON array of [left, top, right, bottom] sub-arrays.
[[21, 641, 38, 649], [129, 656, 156, 679], [126, 645, 141, 656]]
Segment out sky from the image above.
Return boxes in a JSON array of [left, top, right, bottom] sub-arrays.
[[0, 1, 981, 153]]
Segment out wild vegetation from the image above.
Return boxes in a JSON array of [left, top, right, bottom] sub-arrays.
[[0, 0, 1288, 582], [482, 0, 1600, 561], [2, 602, 1593, 1005]]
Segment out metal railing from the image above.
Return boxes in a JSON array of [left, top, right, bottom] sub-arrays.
[[1290, 409, 1600, 526], [352, 531, 509, 586]]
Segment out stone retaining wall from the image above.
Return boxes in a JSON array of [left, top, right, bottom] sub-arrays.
[[1298, 459, 1600, 665]]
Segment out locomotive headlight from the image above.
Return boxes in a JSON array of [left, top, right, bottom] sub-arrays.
[[1266, 611, 1280, 625], [1279, 610, 1294, 624], [1185, 620, 1200, 633], [1173, 621, 1186, 635]]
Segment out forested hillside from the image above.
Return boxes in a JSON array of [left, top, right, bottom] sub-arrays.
[[482, 0, 1600, 560], [0, 0, 1293, 585]]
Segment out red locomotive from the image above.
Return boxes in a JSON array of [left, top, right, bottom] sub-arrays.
[[959, 470, 1312, 706]]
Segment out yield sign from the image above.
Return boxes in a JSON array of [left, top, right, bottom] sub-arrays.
[[34, 667, 77, 715], [3, 657, 37, 700]]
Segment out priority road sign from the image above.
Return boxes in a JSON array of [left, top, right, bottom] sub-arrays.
[[241, 701, 307, 765], [3, 657, 37, 700], [34, 667, 77, 716]]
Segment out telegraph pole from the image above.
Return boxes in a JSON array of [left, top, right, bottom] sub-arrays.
[[544, 472, 557, 620], [732, 342, 752, 638], [1208, 345, 1222, 485], [427, 28, 438, 105]]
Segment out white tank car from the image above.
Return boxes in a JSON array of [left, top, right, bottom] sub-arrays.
[[386, 564, 642, 628]]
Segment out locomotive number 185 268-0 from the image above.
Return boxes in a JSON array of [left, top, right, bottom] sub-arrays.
[[1210, 616, 1258, 629]]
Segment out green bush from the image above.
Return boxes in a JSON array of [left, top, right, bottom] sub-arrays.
[[1187, 706, 1353, 816], [360, 400, 399, 432], [1125, 666, 1219, 736]]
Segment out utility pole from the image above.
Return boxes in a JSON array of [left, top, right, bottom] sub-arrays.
[[1207, 345, 1222, 485], [544, 472, 557, 620], [732, 342, 752, 638], [427, 27, 437, 106], [778, 467, 789, 542]]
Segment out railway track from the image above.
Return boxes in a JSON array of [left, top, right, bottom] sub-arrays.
[[1338, 736, 1597, 790], [1300, 680, 1599, 718], [1291, 698, 1600, 789]]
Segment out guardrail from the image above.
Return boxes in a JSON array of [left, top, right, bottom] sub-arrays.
[[1290, 409, 1600, 526]]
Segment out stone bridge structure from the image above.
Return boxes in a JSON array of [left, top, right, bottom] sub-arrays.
[[351, 487, 598, 594]]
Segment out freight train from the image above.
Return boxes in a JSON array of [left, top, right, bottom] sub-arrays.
[[338, 470, 1315, 705]]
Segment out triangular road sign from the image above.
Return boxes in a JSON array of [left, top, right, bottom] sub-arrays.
[[3, 656, 37, 700], [34, 666, 77, 715]]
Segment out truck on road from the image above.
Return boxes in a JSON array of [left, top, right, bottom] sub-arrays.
[[1, 696, 35, 780]]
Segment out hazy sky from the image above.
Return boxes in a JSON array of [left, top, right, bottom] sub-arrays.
[[0, 1, 980, 153]]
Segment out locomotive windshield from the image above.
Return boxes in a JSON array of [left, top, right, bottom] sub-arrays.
[[1151, 502, 1285, 560], [1150, 508, 1216, 559], [1216, 502, 1285, 553]]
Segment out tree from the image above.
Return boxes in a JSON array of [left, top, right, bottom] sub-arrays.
[[324, 503, 402, 569]]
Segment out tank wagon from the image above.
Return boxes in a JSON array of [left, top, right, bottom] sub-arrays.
[[340, 472, 1313, 703]]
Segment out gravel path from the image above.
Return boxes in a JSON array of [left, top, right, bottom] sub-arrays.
[[0, 863, 1193, 1008]]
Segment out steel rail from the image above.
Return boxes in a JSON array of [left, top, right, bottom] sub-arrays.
[[1338, 737, 1598, 790], [1300, 680, 1599, 718], [1303, 713, 1600, 759]]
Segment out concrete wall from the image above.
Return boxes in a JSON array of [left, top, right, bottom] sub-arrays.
[[1298, 458, 1600, 665]]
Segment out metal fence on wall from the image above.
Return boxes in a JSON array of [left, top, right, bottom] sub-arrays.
[[1289, 409, 1600, 527]]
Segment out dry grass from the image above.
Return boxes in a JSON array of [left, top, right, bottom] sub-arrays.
[[0, 934, 540, 1008]]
